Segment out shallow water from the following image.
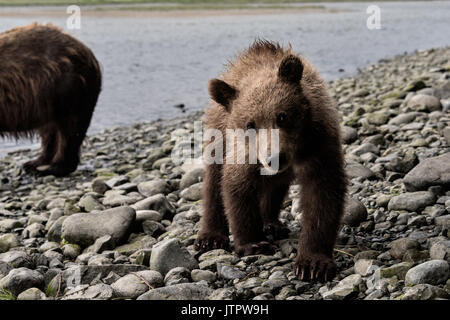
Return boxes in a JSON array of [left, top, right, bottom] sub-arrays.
[[0, 1, 449, 155]]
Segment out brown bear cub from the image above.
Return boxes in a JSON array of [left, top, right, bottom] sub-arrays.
[[0, 23, 102, 176], [194, 40, 347, 282]]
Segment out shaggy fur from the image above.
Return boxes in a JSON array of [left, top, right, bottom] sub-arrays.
[[195, 40, 348, 282], [0, 23, 102, 176]]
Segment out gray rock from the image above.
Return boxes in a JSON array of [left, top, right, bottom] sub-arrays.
[[17, 287, 46, 300], [379, 262, 413, 279], [433, 80, 450, 100], [142, 220, 165, 237], [105, 175, 129, 188], [39, 242, 59, 253], [343, 198, 368, 227], [208, 287, 236, 300], [61, 206, 136, 247], [180, 167, 205, 190], [61, 264, 148, 286], [367, 111, 390, 125], [91, 179, 110, 195], [102, 272, 121, 285], [235, 277, 264, 290], [150, 238, 198, 275], [47, 216, 67, 242], [443, 127, 450, 145], [115, 234, 157, 256], [180, 182, 203, 201], [388, 112, 421, 125], [401, 284, 449, 300], [111, 270, 164, 299], [22, 223, 45, 238], [132, 194, 175, 220], [85, 235, 115, 254], [321, 274, 362, 300], [137, 282, 212, 300], [403, 153, 450, 191], [191, 269, 216, 283], [62, 244, 82, 260], [164, 267, 191, 286], [0, 219, 23, 233], [389, 238, 420, 259], [261, 275, 290, 291], [430, 240, 450, 262], [136, 210, 162, 222], [341, 126, 358, 144], [137, 179, 170, 197], [346, 162, 375, 180], [354, 259, 379, 276], [388, 191, 435, 212], [78, 195, 104, 212], [0, 262, 13, 279], [62, 283, 113, 300], [0, 251, 31, 268], [351, 143, 379, 156], [0, 268, 44, 296], [405, 260, 450, 286], [0, 234, 20, 253], [102, 191, 137, 207], [385, 149, 418, 173], [407, 94, 441, 112], [217, 264, 246, 280], [435, 215, 450, 228]]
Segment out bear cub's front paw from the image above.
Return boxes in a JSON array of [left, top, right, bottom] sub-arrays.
[[294, 252, 337, 282]]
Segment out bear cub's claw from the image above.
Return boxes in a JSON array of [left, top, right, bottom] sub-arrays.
[[294, 252, 337, 282], [194, 233, 231, 253], [235, 241, 276, 256]]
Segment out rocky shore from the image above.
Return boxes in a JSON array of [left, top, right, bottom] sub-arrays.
[[0, 47, 449, 300]]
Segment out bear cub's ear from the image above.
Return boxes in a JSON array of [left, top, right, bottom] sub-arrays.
[[278, 55, 303, 84], [208, 79, 237, 111]]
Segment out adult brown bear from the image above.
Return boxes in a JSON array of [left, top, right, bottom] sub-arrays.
[[0, 23, 102, 176], [195, 40, 348, 282]]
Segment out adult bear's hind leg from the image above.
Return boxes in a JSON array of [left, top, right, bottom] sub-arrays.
[[23, 123, 58, 173]]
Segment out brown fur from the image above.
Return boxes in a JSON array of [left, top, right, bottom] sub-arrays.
[[195, 40, 348, 282], [0, 23, 102, 176]]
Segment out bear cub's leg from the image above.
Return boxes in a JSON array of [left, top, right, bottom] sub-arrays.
[[259, 182, 291, 242], [221, 165, 276, 256], [194, 163, 230, 252], [294, 156, 347, 282]]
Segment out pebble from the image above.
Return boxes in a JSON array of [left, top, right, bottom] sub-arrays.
[[405, 260, 450, 286]]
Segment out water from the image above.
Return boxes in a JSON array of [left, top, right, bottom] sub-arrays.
[[1, 1, 449, 155]]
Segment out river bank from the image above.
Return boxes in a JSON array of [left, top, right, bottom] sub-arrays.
[[1, 1, 450, 156], [0, 46, 449, 300]]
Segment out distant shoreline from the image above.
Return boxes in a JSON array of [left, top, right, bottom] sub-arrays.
[[0, 6, 336, 18], [0, 2, 341, 18], [0, 0, 428, 7]]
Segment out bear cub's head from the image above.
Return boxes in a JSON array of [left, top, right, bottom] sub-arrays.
[[208, 54, 310, 175]]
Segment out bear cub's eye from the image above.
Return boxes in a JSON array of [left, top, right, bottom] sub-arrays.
[[276, 112, 288, 127], [246, 121, 256, 130]]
